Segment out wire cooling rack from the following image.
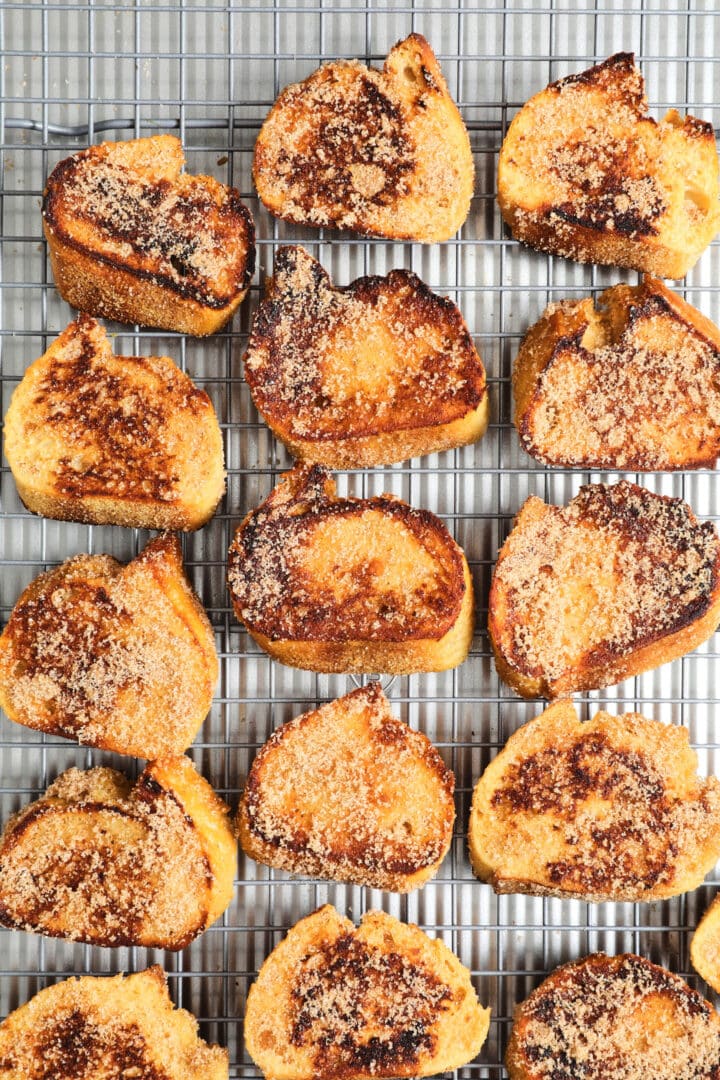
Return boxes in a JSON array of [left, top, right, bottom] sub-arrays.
[[2, 1, 720, 1076]]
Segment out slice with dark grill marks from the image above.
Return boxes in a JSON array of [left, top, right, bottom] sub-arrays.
[[43, 134, 255, 335], [0, 756, 236, 950], [498, 53, 720, 278], [506, 953, 720, 1080], [0, 533, 218, 758], [226, 463, 474, 674], [253, 34, 474, 242], [469, 699, 720, 902], [514, 277, 720, 471], [488, 481, 720, 699], [244, 905, 490, 1080], [4, 315, 225, 529], [0, 967, 228, 1079], [242, 246, 488, 467], [239, 683, 455, 892]]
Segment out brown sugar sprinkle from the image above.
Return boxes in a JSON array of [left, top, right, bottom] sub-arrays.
[[514, 953, 720, 1079], [257, 61, 417, 229], [46, 150, 252, 306], [1, 547, 210, 752], [4, 1009, 169, 1080], [496, 482, 720, 682], [290, 933, 451, 1075], [227, 465, 465, 642], [29, 317, 210, 501], [0, 767, 207, 947], [243, 246, 483, 440], [510, 57, 671, 242], [491, 730, 720, 897], [524, 293, 720, 469], [245, 684, 454, 879]]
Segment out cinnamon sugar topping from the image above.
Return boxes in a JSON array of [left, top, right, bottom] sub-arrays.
[[290, 933, 451, 1074], [513, 953, 720, 1079], [494, 482, 720, 684], [243, 246, 485, 442]]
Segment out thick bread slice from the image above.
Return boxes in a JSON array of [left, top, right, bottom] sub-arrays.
[[243, 246, 488, 467], [514, 276, 720, 470], [506, 953, 720, 1080], [0, 966, 228, 1079], [227, 464, 474, 674], [692, 896, 720, 993], [498, 53, 720, 278], [4, 315, 225, 529], [253, 34, 473, 242], [244, 904, 490, 1080], [239, 683, 455, 892], [0, 534, 218, 758], [0, 757, 235, 950], [488, 481, 720, 698], [469, 699, 720, 902], [43, 134, 255, 335]]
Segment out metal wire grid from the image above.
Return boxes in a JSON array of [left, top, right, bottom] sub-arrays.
[[2, 0, 720, 1075]]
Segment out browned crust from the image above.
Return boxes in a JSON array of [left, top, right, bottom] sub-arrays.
[[0, 761, 221, 950], [242, 245, 488, 467], [238, 683, 455, 891], [253, 34, 473, 242], [4, 315, 226, 529], [43, 137, 255, 335], [506, 952, 720, 1080], [227, 464, 473, 674], [0, 533, 218, 758], [514, 276, 720, 471], [488, 482, 720, 699], [0, 967, 229, 1079], [498, 53, 720, 278]]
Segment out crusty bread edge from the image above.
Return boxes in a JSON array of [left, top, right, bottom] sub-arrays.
[[245, 553, 474, 674], [692, 894, 720, 993], [267, 393, 489, 469]]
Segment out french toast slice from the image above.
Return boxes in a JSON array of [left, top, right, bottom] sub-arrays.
[[0, 966, 228, 1079], [239, 683, 455, 892], [227, 464, 474, 674], [4, 315, 225, 529], [243, 246, 488, 467], [0, 756, 236, 949], [498, 53, 720, 278], [253, 34, 474, 242], [469, 699, 720, 903], [0, 533, 218, 758], [514, 276, 720, 470], [244, 904, 490, 1080], [488, 481, 720, 698], [506, 952, 720, 1080], [692, 896, 720, 993], [43, 134, 255, 335]]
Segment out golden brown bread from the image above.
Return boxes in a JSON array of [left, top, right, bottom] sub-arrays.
[[253, 34, 474, 242], [244, 904, 490, 1080], [506, 953, 720, 1080], [0, 533, 218, 758], [0, 756, 236, 950], [692, 895, 720, 993], [243, 246, 488, 467], [0, 966, 228, 1079], [3, 315, 225, 529], [498, 53, 720, 278], [227, 463, 474, 674], [514, 276, 720, 470], [488, 481, 720, 698], [238, 683, 454, 892], [43, 134, 255, 335], [469, 699, 720, 902]]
